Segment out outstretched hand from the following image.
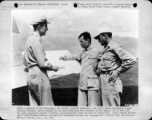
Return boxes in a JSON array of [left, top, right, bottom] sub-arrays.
[[53, 65, 59, 72]]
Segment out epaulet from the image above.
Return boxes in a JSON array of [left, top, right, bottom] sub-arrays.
[[27, 34, 40, 44], [110, 41, 122, 50], [32, 34, 41, 40]]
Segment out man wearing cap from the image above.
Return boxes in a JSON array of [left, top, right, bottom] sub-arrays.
[[60, 32, 100, 106], [23, 16, 59, 106], [94, 27, 136, 106]]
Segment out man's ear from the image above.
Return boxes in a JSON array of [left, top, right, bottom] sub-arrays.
[[87, 39, 89, 43], [87, 39, 91, 44], [37, 25, 41, 30], [103, 33, 108, 40]]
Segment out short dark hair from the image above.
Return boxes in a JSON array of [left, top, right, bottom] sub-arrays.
[[102, 32, 112, 38], [78, 31, 91, 44], [33, 22, 47, 31]]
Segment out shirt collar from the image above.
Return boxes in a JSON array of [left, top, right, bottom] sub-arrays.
[[32, 32, 42, 42], [32, 32, 41, 38], [102, 40, 114, 54], [84, 44, 93, 51], [106, 40, 115, 48]]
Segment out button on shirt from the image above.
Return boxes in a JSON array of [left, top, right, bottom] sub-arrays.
[[97, 40, 136, 73], [66, 45, 101, 90], [23, 32, 52, 70]]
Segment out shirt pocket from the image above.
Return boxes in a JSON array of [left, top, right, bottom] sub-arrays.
[[88, 55, 97, 59], [103, 53, 114, 61], [88, 55, 99, 70], [88, 55, 98, 64], [87, 75, 99, 88]]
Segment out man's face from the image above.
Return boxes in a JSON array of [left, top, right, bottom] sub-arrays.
[[39, 23, 48, 36], [97, 34, 108, 46], [78, 36, 90, 49]]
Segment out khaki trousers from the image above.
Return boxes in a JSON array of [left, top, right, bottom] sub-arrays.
[[27, 66, 54, 106], [78, 89, 99, 106], [99, 74, 120, 106]]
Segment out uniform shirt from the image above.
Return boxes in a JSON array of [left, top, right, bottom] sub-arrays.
[[23, 32, 53, 70], [97, 40, 136, 74], [66, 45, 101, 90]]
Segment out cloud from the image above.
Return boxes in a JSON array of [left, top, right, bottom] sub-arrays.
[[12, 10, 138, 38]]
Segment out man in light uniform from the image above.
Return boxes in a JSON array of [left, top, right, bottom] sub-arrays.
[[23, 16, 59, 106], [60, 32, 100, 106], [94, 27, 136, 106]]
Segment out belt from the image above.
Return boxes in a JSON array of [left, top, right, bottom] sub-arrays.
[[28, 65, 38, 69], [24, 65, 38, 72], [100, 70, 111, 75]]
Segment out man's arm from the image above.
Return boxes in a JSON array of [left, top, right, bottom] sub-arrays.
[[94, 53, 103, 76], [23, 53, 29, 72], [60, 53, 81, 63], [32, 39, 58, 71], [95, 46, 136, 77], [114, 46, 136, 74], [23, 53, 27, 66], [107, 46, 136, 83]]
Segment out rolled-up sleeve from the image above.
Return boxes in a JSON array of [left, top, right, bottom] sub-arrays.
[[114, 46, 136, 74], [23, 53, 27, 66], [32, 39, 53, 70]]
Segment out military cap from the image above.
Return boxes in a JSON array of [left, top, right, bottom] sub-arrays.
[[94, 27, 112, 39], [30, 15, 50, 25]]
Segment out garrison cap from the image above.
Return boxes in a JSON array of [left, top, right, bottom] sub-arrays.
[[94, 27, 112, 39], [30, 15, 50, 25]]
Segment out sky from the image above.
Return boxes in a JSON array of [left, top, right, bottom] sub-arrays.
[[12, 9, 138, 38]]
